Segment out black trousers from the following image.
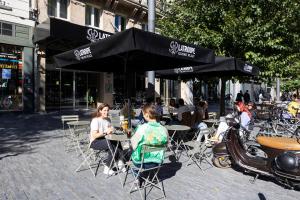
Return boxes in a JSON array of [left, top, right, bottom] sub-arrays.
[[90, 138, 123, 166]]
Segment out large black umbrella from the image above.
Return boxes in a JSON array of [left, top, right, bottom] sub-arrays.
[[155, 56, 259, 116], [156, 56, 259, 79], [54, 28, 214, 72], [54, 27, 215, 125]]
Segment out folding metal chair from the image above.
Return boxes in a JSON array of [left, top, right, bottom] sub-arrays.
[[185, 128, 215, 173], [61, 115, 79, 151], [123, 144, 167, 200], [74, 126, 107, 177]]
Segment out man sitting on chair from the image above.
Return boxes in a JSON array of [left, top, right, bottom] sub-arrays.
[[130, 103, 168, 186]]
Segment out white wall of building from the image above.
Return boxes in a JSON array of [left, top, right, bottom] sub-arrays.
[[0, 0, 35, 26]]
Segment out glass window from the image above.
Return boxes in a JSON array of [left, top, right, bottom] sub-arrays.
[[85, 5, 92, 26], [94, 8, 100, 27], [114, 15, 126, 32], [48, 0, 68, 19], [59, 0, 68, 19], [2, 23, 13, 36], [85, 5, 100, 27], [47, 0, 57, 16], [0, 44, 23, 111]]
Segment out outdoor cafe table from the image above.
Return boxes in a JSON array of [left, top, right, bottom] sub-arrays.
[[164, 125, 191, 160], [105, 131, 130, 186]]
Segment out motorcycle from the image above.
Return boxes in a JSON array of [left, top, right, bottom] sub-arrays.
[[212, 118, 300, 189]]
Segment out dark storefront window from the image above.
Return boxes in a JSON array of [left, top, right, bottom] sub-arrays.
[[46, 70, 100, 110], [45, 70, 60, 108], [0, 44, 23, 111], [76, 72, 87, 106], [61, 71, 73, 107]]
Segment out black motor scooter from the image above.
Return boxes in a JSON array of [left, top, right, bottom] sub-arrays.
[[212, 119, 300, 189]]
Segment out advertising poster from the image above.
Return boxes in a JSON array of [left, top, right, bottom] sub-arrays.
[[2, 69, 11, 79]]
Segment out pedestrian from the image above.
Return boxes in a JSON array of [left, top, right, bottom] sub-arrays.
[[243, 90, 250, 104], [235, 90, 243, 102]]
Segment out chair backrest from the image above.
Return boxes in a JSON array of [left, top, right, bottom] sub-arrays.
[[181, 112, 192, 127], [196, 127, 215, 142], [140, 144, 167, 163], [61, 115, 79, 129]]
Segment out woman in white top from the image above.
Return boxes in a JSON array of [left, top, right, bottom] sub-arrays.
[[90, 103, 124, 175]]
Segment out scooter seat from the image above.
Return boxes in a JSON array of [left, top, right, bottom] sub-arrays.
[[257, 136, 300, 151]]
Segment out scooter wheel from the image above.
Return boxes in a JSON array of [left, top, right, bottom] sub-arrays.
[[212, 156, 231, 168]]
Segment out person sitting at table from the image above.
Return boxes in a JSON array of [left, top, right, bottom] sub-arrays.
[[130, 103, 168, 187], [90, 103, 125, 175], [177, 98, 191, 122], [288, 94, 300, 118], [195, 101, 207, 125], [155, 97, 163, 120], [168, 98, 178, 115], [235, 101, 252, 130]]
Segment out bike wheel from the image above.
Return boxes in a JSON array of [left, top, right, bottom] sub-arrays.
[[212, 156, 231, 168]]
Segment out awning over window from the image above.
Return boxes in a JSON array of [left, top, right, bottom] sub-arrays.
[[33, 17, 113, 54]]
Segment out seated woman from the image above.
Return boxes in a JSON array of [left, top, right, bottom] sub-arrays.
[[90, 103, 125, 175], [130, 103, 168, 186], [168, 98, 178, 115], [236, 101, 252, 130]]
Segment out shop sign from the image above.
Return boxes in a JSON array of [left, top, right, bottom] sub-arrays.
[[169, 41, 195, 58], [174, 66, 193, 74], [0, 64, 18, 69], [86, 28, 111, 43], [74, 47, 93, 60], [244, 64, 253, 73]]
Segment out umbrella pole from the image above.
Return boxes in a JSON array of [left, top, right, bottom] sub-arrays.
[[123, 53, 131, 129]]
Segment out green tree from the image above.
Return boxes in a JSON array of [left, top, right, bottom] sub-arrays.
[[158, 0, 300, 83]]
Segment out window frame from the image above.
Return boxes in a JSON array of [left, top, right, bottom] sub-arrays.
[[47, 0, 69, 19], [85, 4, 101, 28]]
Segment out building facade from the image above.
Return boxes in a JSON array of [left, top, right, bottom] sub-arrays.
[[33, 0, 165, 111], [0, 0, 36, 112]]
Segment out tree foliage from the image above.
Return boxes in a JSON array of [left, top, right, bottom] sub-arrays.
[[157, 0, 300, 87]]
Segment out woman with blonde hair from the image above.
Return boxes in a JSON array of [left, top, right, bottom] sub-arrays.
[[90, 103, 125, 175]]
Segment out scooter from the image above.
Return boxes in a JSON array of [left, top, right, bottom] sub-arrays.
[[212, 119, 300, 189]]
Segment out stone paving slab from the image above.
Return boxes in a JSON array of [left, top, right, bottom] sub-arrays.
[[0, 111, 299, 200]]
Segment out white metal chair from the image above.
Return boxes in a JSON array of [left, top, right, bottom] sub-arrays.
[[61, 115, 79, 151], [123, 144, 167, 200], [75, 127, 108, 177], [185, 127, 215, 173]]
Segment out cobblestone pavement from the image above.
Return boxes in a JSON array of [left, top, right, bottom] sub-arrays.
[[0, 111, 299, 200]]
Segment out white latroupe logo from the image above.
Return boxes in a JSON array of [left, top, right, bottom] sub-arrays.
[[169, 41, 195, 58], [243, 64, 253, 73], [86, 28, 111, 42], [74, 47, 92, 60], [174, 67, 193, 74]]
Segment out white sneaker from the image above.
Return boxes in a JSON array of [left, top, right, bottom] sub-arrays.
[[117, 160, 127, 173], [103, 166, 115, 175]]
